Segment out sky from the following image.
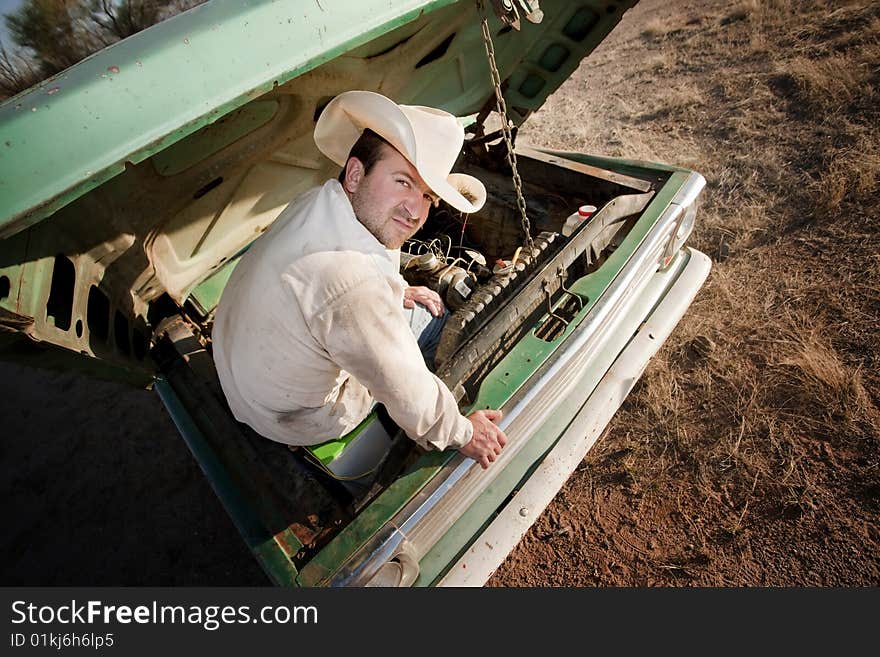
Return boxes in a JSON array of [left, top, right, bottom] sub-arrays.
[[0, 0, 24, 47], [0, 0, 23, 13]]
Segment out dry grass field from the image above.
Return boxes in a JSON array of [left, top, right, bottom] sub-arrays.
[[491, 0, 880, 585], [1, 0, 877, 586]]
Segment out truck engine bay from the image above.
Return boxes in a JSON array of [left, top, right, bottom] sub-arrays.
[[397, 144, 657, 406], [148, 137, 664, 561]]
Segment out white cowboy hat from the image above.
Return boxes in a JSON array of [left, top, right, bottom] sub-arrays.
[[313, 90, 487, 214]]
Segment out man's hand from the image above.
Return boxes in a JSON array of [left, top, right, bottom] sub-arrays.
[[403, 285, 444, 317], [460, 409, 508, 470]]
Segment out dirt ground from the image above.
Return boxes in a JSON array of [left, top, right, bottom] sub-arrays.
[[491, 0, 880, 585], [2, 0, 878, 586]]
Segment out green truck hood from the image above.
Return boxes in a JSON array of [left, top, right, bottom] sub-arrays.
[[0, 0, 637, 377], [0, 0, 636, 238]]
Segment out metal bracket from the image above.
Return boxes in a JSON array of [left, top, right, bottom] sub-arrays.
[[541, 268, 565, 328], [516, 0, 544, 24], [488, 0, 543, 30], [557, 266, 584, 312], [489, 0, 521, 30], [542, 279, 567, 327], [542, 267, 583, 330]]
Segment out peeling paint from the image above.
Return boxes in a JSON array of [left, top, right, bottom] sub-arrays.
[[47, 87, 60, 95]]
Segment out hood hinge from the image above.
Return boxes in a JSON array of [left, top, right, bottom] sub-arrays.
[[488, 0, 544, 30]]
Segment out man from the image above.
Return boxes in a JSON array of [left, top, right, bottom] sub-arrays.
[[212, 90, 507, 470]]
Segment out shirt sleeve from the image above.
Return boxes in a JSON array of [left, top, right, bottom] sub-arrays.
[[300, 272, 473, 452]]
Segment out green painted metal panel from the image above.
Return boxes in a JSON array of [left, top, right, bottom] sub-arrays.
[[152, 100, 280, 176], [0, 0, 460, 238], [252, 538, 300, 586], [188, 256, 241, 315], [0, 0, 640, 240], [399, 0, 639, 118]]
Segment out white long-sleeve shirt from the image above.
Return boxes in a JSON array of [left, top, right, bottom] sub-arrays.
[[211, 179, 473, 452]]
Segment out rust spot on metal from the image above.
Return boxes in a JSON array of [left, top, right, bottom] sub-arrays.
[[273, 532, 300, 557], [107, 65, 120, 74], [47, 87, 60, 95]]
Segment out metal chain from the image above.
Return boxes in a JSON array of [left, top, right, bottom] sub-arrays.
[[477, 1, 534, 253]]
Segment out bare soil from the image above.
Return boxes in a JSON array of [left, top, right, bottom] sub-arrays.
[[2, 0, 878, 586], [490, 0, 880, 586]]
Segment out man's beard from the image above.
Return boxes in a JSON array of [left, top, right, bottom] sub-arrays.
[[351, 196, 415, 249]]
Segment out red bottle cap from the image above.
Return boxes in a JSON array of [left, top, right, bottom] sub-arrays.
[[578, 205, 597, 217]]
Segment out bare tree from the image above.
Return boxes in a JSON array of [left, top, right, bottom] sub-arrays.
[[88, 0, 166, 40], [0, 39, 42, 100], [5, 0, 105, 76], [1, 0, 208, 99]]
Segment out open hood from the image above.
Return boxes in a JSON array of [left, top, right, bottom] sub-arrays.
[[0, 0, 637, 376]]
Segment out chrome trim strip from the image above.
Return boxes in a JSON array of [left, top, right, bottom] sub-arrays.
[[670, 172, 706, 208], [328, 173, 707, 586]]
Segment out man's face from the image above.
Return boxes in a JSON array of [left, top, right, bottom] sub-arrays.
[[344, 144, 438, 249]]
